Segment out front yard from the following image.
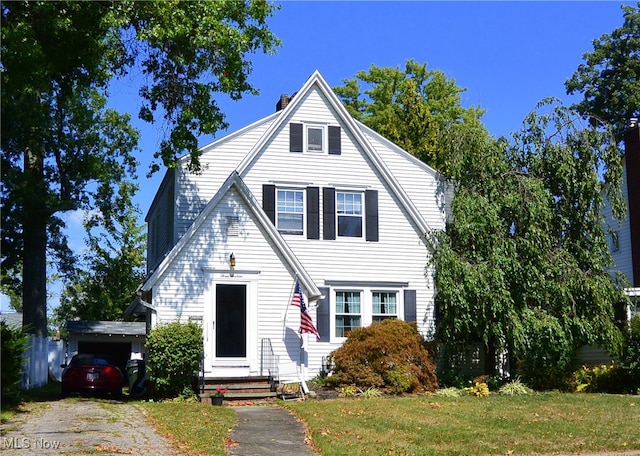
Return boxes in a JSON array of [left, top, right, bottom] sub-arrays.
[[5, 386, 639, 455]]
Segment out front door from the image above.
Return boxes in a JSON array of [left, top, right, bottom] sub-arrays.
[[215, 284, 247, 360]]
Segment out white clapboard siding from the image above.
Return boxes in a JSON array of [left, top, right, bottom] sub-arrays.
[[602, 161, 633, 283]]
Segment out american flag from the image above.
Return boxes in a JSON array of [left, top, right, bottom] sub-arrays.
[[290, 281, 320, 340]]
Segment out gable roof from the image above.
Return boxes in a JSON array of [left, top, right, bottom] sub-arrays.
[[141, 172, 321, 300], [236, 70, 434, 236]]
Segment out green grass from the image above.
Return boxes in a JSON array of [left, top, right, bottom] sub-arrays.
[[284, 393, 640, 456], [138, 401, 236, 456]]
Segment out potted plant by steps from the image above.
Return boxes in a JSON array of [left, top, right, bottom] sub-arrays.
[[211, 387, 227, 405]]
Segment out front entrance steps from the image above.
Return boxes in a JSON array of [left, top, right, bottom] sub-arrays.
[[199, 376, 277, 403]]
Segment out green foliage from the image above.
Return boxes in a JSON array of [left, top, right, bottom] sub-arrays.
[[465, 382, 490, 397], [325, 319, 438, 393], [337, 385, 359, 398], [498, 378, 533, 396], [1, 321, 29, 405], [54, 192, 146, 323], [565, 3, 640, 143], [429, 100, 626, 389], [334, 59, 486, 173], [571, 364, 629, 394], [359, 387, 383, 399], [145, 321, 203, 398], [1, 1, 280, 336], [618, 315, 640, 390], [384, 366, 415, 395], [433, 387, 464, 397]]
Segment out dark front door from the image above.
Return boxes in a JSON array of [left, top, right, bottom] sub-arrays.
[[215, 284, 247, 358]]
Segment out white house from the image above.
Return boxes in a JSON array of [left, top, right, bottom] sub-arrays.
[[604, 121, 640, 319], [136, 71, 448, 381]]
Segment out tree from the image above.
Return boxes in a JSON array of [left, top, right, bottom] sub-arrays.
[[565, 3, 640, 142], [429, 100, 627, 389], [1, 1, 280, 336], [333, 60, 485, 173], [53, 183, 146, 323]]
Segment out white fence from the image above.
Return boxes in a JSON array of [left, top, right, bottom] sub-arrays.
[[20, 336, 65, 390]]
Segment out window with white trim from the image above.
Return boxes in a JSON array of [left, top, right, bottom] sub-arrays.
[[372, 291, 398, 323], [337, 191, 363, 237], [306, 125, 324, 152], [276, 189, 304, 234], [335, 291, 361, 337]]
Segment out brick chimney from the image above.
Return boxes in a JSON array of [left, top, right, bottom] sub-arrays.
[[624, 120, 640, 286], [276, 94, 291, 112]]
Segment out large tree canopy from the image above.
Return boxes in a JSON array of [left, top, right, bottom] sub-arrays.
[[333, 60, 485, 174], [1, 0, 280, 335], [565, 3, 640, 142], [429, 101, 627, 389], [53, 182, 146, 324]]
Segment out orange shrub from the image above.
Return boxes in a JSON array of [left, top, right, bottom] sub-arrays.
[[325, 319, 438, 393]]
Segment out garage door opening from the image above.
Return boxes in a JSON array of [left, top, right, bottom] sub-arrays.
[[77, 341, 132, 375]]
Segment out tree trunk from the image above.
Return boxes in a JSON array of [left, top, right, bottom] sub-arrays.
[[21, 148, 49, 337]]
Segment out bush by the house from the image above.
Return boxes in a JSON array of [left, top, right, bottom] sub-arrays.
[[1, 321, 29, 406], [146, 321, 203, 399], [619, 315, 640, 391], [325, 319, 438, 393]]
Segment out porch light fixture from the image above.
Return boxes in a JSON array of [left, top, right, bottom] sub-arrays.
[[229, 253, 236, 270]]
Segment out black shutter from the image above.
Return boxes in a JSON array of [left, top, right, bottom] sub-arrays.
[[365, 189, 379, 242], [323, 187, 336, 240], [306, 187, 320, 239], [317, 287, 331, 342], [328, 126, 341, 155], [262, 184, 276, 225], [290, 123, 303, 153], [404, 289, 417, 323]]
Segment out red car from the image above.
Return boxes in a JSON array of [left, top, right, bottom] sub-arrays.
[[61, 354, 124, 398]]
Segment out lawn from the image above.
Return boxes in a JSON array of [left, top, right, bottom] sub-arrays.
[[5, 386, 640, 455], [284, 393, 640, 456]]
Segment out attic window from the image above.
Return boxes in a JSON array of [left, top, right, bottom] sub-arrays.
[[307, 126, 323, 152], [226, 216, 240, 237]]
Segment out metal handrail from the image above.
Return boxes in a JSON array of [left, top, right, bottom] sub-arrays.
[[260, 338, 279, 385]]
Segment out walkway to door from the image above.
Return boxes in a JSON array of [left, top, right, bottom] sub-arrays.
[[226, 405, 318, 456]]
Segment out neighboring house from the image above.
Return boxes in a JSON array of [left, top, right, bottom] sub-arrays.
[[135, 70, 448, 380], [604, 121, 640, 319]]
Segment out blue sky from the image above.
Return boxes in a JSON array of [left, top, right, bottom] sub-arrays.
[[1, 1, 634, 313]]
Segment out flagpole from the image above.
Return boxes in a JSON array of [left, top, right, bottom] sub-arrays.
[[282, 273, 298, 340]]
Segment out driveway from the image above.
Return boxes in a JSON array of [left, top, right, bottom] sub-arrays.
[[0, 398, 181, 455]]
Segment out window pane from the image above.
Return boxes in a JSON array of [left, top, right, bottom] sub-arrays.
[[277, 190, 304, 233], [372, 292, 397, 314], [337, 192, 362, 215], [307, 127, 323, 151], [336, 291, 361, 313], [337, 192, 363, 237], [338, 216, 362, 237], [336, 316, 361, 337]]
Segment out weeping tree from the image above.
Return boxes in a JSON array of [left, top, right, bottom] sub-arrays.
[[429, 100, 627, 389], [1, 1, 280, 336]]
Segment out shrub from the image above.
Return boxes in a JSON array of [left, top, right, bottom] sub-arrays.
[[571, 364, 630, 394], [498, 378, 533, 396], [433, 387, 464, 397], [1, 321, 29, 406], [146, 321, 203, 399], [465, 382, 490, 397], [619, 315, 640, 391], [325, 319, 438, 393]]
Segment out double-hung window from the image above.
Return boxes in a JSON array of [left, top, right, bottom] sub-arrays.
[[276, 189, 304, 234], [372, 291, 398, 323], [337, 191, 363, 237], [335, 291, 361, 337]]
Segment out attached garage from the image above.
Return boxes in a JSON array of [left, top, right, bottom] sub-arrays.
[[65, 321, 147, 374]]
